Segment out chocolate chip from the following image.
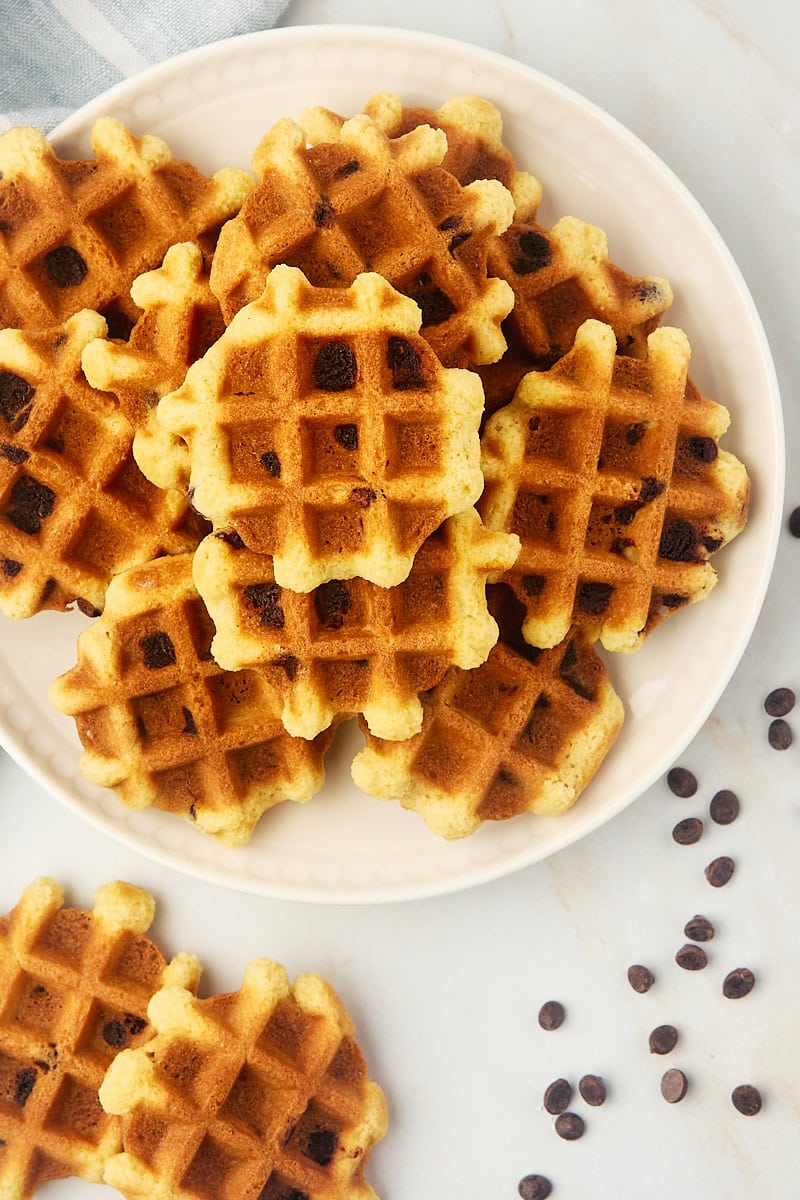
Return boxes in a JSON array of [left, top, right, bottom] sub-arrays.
[[216, 529, 244, 549], [543, 1077, 572, 1114], [102, 1020, 128, 1048], [684, 915, 714, 942], [140, 630, 176, 670], [333, 424, 358, 450], [675, 944, 707, 971], [576, 581, 614, 616], [409, 281, 456, 327], [312, 195, 335, 227], [627, 964, 655, 993], [660, 1068, 688, 1103], [640, 476, 665, 503], [554, 1112, 584, 1141], [705, 855, 735, 887], [0, 371, 33, 424], [13, 1067, 37, 1106], [1, 442, 28, 463], [387, 335, 425, 389], [659, 519, 699, 562], [337, 158, 360, 178], [789, 507, 800, 537], [313, 342, 357, 391], [512, 229, 552, 275], [44, 245, 88, 287], [767, 718, 792, 750], [518, 1176, 552, 1200], [731, 1085, 762, 1115], [2, 558, 22, 577], [723, 967, 755, 999], [351, 486, 376, 508], [448, 230, 472, 253], [314, 580, 350, 630], [305, 1128, 337, 1166], [537, 1000, 565, 1030], [244, 582, 285, 629], [709, 789, 739, 825], [260, 449, 281, 477], [764, 687, 795, 717], [5, 475, 55, 534], [578, 1075, 606, 1106], [274, 654, 299, 681], [667, 767, 697, 797], [702, 534, 722, 553], [521, 574, 545, 598], [660, 593, 688, 609], [687, 436, 718, 463], [672, 817, 703, 845], [626, 422, 647, 444], [649, 1025, 678, 1055], [182, 707, 198, 735], [438, 215, 461, 231]]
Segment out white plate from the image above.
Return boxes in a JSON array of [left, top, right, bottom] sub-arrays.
[[0, 26, 783, 903]]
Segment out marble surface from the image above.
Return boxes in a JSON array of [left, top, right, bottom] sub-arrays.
[[1, 1, 798, 1197]]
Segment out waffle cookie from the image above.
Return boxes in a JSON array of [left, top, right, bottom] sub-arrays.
[[478, 215, 673, 416], [158, 265, 486, 591], [0, 118, 252, 335], [0, 878, 199, 1198], [193, 509, 520, 741], [352, 591, 624, 838], [48, 553, 335, 846], [0, 311, 199, 619], [300, 92, 543, 222], [82, 241, 224, 494], [208, 113, 515, 368], [99, 958, 387, 1200], [479, 319, 750, 652]]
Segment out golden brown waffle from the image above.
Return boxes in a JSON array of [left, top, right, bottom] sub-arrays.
[[82, 241, 224, 494], [478, 215, 673, 416], [352, 590, 624, 838], [159, 264, 486, 591], [99, 958, 387, 1200], [208, 113, 514, 368], [0, 878, 199, 1198], [48, 553, 335, 846], [0, 311, 202, 619], [300, 92, 543, 222], [479, 319, 750, 652], [193, 509, 520, 741], [0, 118, 252, 335]]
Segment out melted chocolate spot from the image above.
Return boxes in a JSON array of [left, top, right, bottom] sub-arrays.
[[305, 1128, 337, 1166], [244, 582, 285, 628], [659, 519, 699, 562], [448, 231, 472, 253], [351, 486, 376, 508], [703, 534, 722, 553], [6, 475, 55, 534], [140, 631, 177, 670], [182, 707, 198, 735], [687, 436, 718, 463], [660, 592, 688, 609], [337, 159, 360, 178], [314, 580, 350, 630], [2, 558, 22, 577], [274, 654, 299, 681], [576, 581, 614, 616], [1, 442, 28, 463], [512, 229, 552, 275], [313, 342, 357, 391], [626, 422, 647, 445], [260, 450, 281, 477], [44, 245, 88, 288], [102, 1021, 128, 1048], [216, 530, 244, 549], [333, 424, 358, 450], [408, 281, 456, 327], [76, 598, 100, 617], [387, 336, 425, 389], [313, 195, 335, 228], [0, 372, 34, 424], [14, 1068, 37, 1106], [123, 1015, 146, 1035], [521, 574, 545, 598], [640, 477, 665, 503], [438, 215, 461, 231]]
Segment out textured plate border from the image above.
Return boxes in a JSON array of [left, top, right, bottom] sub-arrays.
[[0, 26, 783, 903]]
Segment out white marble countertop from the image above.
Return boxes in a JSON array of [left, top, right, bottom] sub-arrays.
[[1, 2, 798, 1197]]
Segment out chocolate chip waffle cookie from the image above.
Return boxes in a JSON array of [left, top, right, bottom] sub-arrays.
[[158, 265, 485, 591], [48, 553, 335, 846], [208, 113, 514, 368], [0, 119, 252, 335], [0, 878, 199, 1198], [479, 319, 750, 652], [0, 311, 199, 619], [193, 509, 520, 741], [300, 92, 543, 222], [99, 958, 387, 1200], [478, 215, 673, 416], [352, 589, 624, 838], [82, 241, 224, 494]]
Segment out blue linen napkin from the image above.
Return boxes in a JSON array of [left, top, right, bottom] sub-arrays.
[[0, 0, 291, 134]]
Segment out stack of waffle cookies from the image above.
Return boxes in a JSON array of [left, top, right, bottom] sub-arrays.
[[0, 95, 749, 843]]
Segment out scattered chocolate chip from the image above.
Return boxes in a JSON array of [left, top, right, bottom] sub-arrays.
[[709, 789, 739, 825], [5, 474, 56, 534], [102, 1020, 128, 1048], [578, 1075, 606, 1106], [337, 158, 360, 178], [181, 707, 198, 735], [333, 423, 358, 450], [0, 372, 33, 424], [705, 856, 735, 888], [387, 335, 425, 389], [723, 967, 755, 999], [438, 215, 461, 231], [1, 442, 28, 463], [659, 519, 698, 562], [351, 486, 377, 508], [687, 436, 718, 463], [313, 342, 357, 391], [305, 1128, 337, 1166], [274, 654, 299, 681], [244, 582, 285, 629], [672, 817, 704, 845], [767, 718, 793, 749], [789, 507, 800, 537], [649, 1025, 678, 1055], [660, 592, 688, 609], [576, 580, 614, 616], [512, 229, 552, 275], [731, 1085, 762, 1115], [2, 558, 22, 577], [537, 1001, 565, 1031], [409, 281, 456, 327], [675, 944, 707, 971], [640, 477, 665, 503], [667, 767, 697, 798], [764, 687, 795, 717], [626, 422, 647, 444], [314, 580, 350, 630], [123, 1014, 147, 1035], [14, 1067, 37, 1106], [312, 195, 335, 227], [44, 245, 88, 287], [521, 574, 545, 598], [543, 1078, 572, 1115], [554, 1112, 584, 1141], [260, 449, 281, 477], [518, 1176, 552, 1200], [448, 230, 472, 253], [627, 964, 655, 993], [140, 630, 176, 670], [684, 915, 715, 942], [75, 598, 100, 618], [660, 1068, 688, 1103], [702, 534, 722, 553]]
